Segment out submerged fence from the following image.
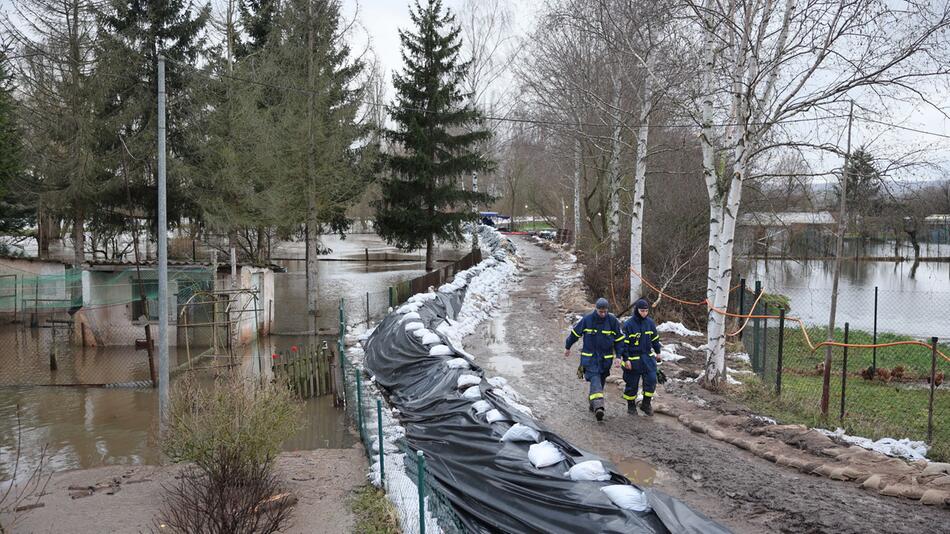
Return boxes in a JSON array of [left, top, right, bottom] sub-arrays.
[[737, 280, 950, 461]]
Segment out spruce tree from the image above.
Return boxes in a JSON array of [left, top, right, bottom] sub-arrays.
[[95, 0, 210, 233], [0, 50, 28, 237], [374, 0, 493, 271]]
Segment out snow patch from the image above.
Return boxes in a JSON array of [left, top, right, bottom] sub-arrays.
[[816, 428, 929, 461], [658, 344, 686, 362], [657, 321, 703, 337], [729, 352, 751, 363]]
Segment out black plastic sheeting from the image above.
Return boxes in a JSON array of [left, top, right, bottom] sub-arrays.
[[363, 230, 730, 534]]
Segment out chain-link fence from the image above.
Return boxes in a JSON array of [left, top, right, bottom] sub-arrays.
[[338, 293, 466, 533], [737, 281, 950, 461]]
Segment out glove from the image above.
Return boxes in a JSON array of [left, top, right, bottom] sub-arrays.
[[657, 369, 668, 384], [577, 365, 584, 380]]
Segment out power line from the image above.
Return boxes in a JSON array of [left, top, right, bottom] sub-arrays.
[[161, 55, 851, 131]]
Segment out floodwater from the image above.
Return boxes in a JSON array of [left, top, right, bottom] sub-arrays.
[[1, 234, 457, 484], [609, 455, 657, 486], [743, 242, 950, 339]]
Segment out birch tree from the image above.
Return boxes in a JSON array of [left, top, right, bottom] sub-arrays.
[[688, 0, 950, 385]]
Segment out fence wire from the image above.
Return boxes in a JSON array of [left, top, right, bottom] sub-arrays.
[[738, 283, 950, 461]]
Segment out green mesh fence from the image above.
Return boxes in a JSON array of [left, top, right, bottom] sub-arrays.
[[739, 283, 950, 462], [340, 298, 465, 533]]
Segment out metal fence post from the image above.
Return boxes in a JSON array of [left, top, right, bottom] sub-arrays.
[[417, 450, 426, 534], [389, 286, 395, 309], [762, 303, 769, 381], [752, 281, 762, 374], [841, 322, 849, 421], [377, 399, 385, 488], [776, 308, 784, 395], [738, 278, 746, 341], [929, 337, 938, 442], [872, 286, 878, 374], [366, 291, 371, 325], [355, 368, 364, 442]]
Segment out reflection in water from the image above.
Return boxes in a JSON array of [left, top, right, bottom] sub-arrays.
[[1, 234, 443, 483], [744, 254, 950, 338], [609, 455, 656, 486]]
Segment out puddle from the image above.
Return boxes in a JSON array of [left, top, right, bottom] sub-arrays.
[[483, 313, 524, 378], [610, 455, 657, 486], [488, 354, 525, 377]]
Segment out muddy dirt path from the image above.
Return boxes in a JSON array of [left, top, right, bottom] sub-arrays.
[[464, 236, 950, 534]]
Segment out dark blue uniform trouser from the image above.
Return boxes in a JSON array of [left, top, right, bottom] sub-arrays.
[[622, 366, 657, 402], [585, 366, 611, 409]]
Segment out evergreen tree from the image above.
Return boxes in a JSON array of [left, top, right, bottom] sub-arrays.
[[374, 0, 493, 271], [835, 146, 883, 232], [236, 0, 278, 57], [94, 0, 211, 237], [8, 0, 103, 262], [0, 49, 29, 237]]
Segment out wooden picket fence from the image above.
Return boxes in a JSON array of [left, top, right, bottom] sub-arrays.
[[271, 343, 336, 399]]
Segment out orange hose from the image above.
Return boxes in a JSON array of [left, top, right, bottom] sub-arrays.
[[630, 267, 950, 364]]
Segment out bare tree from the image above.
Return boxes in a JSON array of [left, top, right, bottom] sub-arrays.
[[686, 0, 950, 387]]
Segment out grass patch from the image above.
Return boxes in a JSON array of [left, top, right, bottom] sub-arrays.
[[351, 484, 401, 534], [739, 374, 950, 462]]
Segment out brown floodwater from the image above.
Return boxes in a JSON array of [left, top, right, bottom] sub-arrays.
[[1, 235, 461, 484]]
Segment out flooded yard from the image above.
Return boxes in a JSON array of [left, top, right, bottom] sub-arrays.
[[1, 234, 460, 484]]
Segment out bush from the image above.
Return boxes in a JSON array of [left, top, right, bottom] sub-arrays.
[[158, 373, 301, 534]]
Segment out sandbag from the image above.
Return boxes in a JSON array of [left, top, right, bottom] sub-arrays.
[[446, 358, 470, 369], [404, 321, 424, 332], [429, 344, 453, 356], [472, 400, 491, 414], [500, 423, 540, 443], [462, 386, 482, 400], [457, 374, 481, 389], [486, 409, 505, 423], [601, 485, 651, 512], [565, 461, 611, 482], [528, 441, 565, 468]]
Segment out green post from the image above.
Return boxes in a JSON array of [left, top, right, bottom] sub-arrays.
[[377, 399, 385, 488], [752, 280, 762, 374], [339, 297, 346, 373], [389, 286, 395, 308], [355, 368, 364, 442], [417, 450, 426, 534]]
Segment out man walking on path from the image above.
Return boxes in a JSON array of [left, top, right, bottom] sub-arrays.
[[621, 298, 662, 416], [565, 298, 625, 421]]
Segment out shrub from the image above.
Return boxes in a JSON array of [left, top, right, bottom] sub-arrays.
[[158, 373, 301, 534]]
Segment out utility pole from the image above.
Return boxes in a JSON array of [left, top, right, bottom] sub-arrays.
[[822, 101, 853, 416], [157, 55, 170, 424]]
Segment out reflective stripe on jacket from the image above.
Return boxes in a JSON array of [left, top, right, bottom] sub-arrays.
[[566, 312, 625, 369]]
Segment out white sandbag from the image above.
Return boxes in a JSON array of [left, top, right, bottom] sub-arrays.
[[429, 344, 453, 356], [485, 409, 505, 423], [400, 311, 422, 322], [528, 441, 565, 468], [404, 322, 424, 332], [412, 328, 432, 339], [600, 485, 651, 512], [564, 461, 610, 482], [446, 358, 470, 369], [457, 374, 481, 389], [397, 304, 420, 314], [421, 332, 441, 345], [472, 400, 491, 414], [461, 385, 482, 399], [500, 423, 540, 443]]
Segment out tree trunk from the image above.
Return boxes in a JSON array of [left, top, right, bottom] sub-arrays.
[[607, 73, 623, 256], [305, 220, 319, 331], [573, 136, 582, 246], [425, 234, 434, 272], [629, 62, 653, 306], [72, 208, 85, 266]]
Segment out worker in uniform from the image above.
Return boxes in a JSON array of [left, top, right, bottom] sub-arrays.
[[564, 298, 625, 421], [620, 299, 662, 416]]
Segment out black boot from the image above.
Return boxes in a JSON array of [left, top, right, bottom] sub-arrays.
[[641, 396, 653, 416], [592, 397, 605, 421], [627, 400, 637, 414]]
